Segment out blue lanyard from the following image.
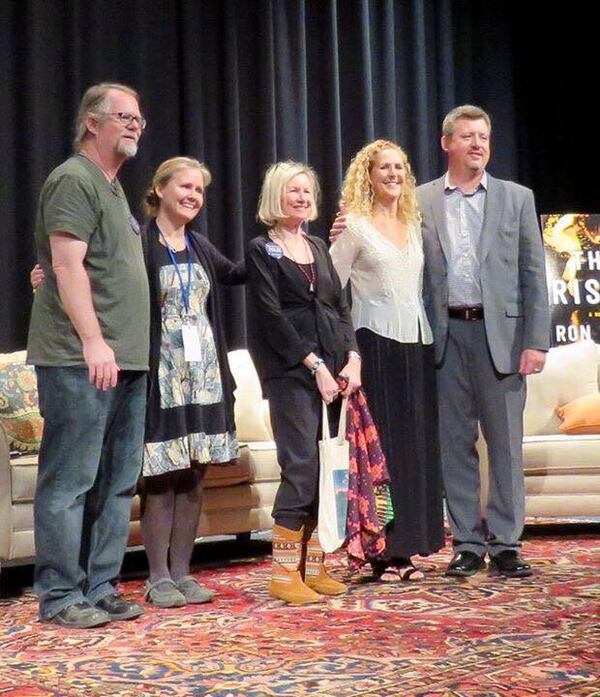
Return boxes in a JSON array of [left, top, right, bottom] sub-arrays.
[[160, 230, 192, 315]]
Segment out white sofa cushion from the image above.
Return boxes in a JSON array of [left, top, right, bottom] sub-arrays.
[[227, 349, 273, 441], [0, 350, 27, 364], [523, 433, 600, 473], [524, 340, 599, 435]]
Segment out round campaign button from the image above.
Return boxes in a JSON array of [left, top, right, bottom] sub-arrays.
[[265, 241, 283, 259]]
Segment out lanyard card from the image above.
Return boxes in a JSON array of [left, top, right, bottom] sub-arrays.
[[182, 324, 202, 362]]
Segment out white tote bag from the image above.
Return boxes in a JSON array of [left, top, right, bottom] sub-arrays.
[[318, 396, 350, 553]]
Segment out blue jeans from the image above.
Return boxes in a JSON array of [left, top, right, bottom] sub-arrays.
[[34, 367, 146, 620]]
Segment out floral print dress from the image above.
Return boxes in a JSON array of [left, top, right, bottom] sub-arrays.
[[143, 246, 238, 477]]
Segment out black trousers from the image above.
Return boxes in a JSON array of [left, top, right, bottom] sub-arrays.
[[265, 378, 340, 529]]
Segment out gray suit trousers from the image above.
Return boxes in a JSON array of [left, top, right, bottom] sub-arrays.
[[438, 318, 526, 556]]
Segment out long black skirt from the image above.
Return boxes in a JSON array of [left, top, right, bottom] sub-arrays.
[[356, 328, 445, 559]]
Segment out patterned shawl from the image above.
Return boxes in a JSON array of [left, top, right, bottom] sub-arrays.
[[345, 388, 393, 571]]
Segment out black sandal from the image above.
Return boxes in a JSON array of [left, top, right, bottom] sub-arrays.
[[394, 563, 424, 582], [371, 558, 425, 582], [369, 559, 389, 580]]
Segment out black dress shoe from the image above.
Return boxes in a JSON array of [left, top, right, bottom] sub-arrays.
[[489, 550, 532, 578], [445, 551, 486, 577], [95, 593, 145, 621]]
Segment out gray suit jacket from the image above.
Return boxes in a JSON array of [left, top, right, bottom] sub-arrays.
[[417, 174, 550, 374]]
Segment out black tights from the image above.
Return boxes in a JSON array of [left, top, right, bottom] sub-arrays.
[[140, 464, 207, 583]]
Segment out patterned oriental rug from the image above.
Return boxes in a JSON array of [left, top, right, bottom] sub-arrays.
[[0, 533, 598, 697]]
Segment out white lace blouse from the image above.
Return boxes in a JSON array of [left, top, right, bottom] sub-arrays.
[[329, 215, 433, 345]]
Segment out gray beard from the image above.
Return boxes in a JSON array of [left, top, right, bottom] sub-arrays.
[[117, 140, 138, 158]]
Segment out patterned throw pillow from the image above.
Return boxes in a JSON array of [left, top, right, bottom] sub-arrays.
[[0, 355, 44, 453]]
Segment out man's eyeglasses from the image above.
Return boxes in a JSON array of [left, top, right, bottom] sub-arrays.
[[95, 111, 147, 130]]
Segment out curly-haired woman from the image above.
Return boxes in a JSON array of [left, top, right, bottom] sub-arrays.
[[330, 140, 444, 580]]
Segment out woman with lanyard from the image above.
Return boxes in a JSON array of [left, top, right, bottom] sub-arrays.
[[246, 161, 361, 605], [140, 157, 245, 608]]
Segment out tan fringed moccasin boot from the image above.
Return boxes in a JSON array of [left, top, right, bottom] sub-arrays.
[[303, 522, 347, 596], [269, 524, 322, 605]]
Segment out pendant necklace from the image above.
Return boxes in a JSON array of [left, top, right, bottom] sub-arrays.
[[270, 229, 316, 293], [157, 223, 186, 253]]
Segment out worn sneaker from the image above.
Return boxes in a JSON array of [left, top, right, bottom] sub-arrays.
[[45, 601, 110, 629], [145, 579, 187, 608], [175, 575, 214, 604], [95, 593, 145, 620]]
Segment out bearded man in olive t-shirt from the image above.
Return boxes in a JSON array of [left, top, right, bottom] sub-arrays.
[[27, 83, 150, 629]]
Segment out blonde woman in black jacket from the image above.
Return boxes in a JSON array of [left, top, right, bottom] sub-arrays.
[[246, 161, 361, 605]]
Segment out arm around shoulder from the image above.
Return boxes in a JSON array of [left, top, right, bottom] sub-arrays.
[[191, 231, 246, 285]]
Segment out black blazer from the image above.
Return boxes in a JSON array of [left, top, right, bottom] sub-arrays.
[[246, 233, 357, 386]]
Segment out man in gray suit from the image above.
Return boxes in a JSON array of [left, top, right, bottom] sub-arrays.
[[418, 105, 550, 578]]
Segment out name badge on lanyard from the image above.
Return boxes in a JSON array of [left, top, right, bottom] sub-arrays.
[[182, 324, 202, 362], [161, 229, 201, 363]]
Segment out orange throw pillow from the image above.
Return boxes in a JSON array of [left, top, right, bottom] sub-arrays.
[[556, 393, 600, 434]]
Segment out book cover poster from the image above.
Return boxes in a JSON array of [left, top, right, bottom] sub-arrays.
[[541, 213, 600, 346]]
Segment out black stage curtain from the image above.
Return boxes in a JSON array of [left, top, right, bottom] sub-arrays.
[[1, 1, 597, 352]]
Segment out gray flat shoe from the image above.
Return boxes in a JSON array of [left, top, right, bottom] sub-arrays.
[[144, 579, 186, 608], [175, 575, 214, 604], [45, 601, 110, 629]]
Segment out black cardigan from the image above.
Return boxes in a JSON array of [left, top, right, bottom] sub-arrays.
[[246, 233, 358, 386], [141, 219, 246, 442]]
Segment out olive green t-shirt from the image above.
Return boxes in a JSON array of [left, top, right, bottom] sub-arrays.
[[27, 155, 150, 370]]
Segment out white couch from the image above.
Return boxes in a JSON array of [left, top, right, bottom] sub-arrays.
[[479, 340, 600, 517], [3, 340, 598, 569]]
